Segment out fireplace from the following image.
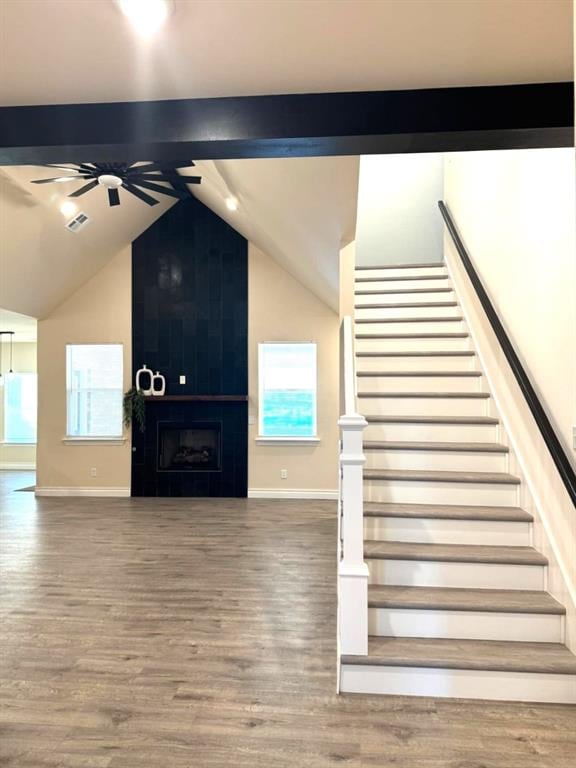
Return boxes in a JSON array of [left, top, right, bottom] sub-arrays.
[[158, 422, 222, 472]]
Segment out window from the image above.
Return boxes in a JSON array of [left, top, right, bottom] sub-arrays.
[[4, 373, 37, 444], [66, 344, 123, 438], [258, 343, 317, 438]]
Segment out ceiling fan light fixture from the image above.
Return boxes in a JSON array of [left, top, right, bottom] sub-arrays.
[[98, 174, 123, 189], [118, 0, 171, 37]]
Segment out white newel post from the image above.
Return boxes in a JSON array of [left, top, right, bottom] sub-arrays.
[[338, 412, 368, 656]]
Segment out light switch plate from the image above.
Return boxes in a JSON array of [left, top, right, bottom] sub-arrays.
[[179, 375, 186, 385]]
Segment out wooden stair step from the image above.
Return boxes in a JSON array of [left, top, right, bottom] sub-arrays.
[[357, 351, 475, 358], [356, 274, 450, 283], [355, 262, 445, 270], [355, 316, 463, 323], [355, 301, 458, 309], [364, 468, 520, 485], [342, 637, 576, 675], [356, 332, 468, 339], [357, 370, 482, 377], [359, 391, 489, 399], [355, 287, 454, 295], [363, 502, 532, 522], [364, 440, 507, 452], [365, 414, 498, 424], [364, 540, 547, 565], [368, 585, 565, 614]]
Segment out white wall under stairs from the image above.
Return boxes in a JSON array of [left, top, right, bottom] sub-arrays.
[[340, 262, 576, 703]]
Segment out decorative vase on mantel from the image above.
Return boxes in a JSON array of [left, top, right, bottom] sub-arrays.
[[151, 371, 166, 397], [135, 364, 153, 396]]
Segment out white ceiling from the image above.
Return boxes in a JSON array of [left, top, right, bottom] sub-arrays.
[[0, 0, 571, 107], [0, 308, 37, 343]]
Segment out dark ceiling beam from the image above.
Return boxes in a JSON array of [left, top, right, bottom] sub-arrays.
[[0, 82, 572, 165]]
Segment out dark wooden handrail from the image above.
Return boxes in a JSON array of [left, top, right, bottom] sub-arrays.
[[438, 200, 576, 508]]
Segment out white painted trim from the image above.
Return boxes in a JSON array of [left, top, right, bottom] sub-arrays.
[[0, 462, 36, 470], [35, 487, 131, 497], [62, 437, 126, 445], [255, 436, 320, 445], [0, 442, 37, 447], [248, 488, 338, 500]]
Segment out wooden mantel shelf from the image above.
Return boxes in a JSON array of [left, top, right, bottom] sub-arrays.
[[144, 395, 248, 402]]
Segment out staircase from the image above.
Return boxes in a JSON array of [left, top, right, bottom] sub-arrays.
[[339, 261, 576, 703]]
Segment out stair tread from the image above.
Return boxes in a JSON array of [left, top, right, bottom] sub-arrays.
[[368, 585, 565, 615], [364, 540, 547, 565], [355, 301, 458, 308], [356, 275, 450, 283], [364, 468, 520, 484], [364, 502, 532, 522], [355, 262, 445, 270], [357, 351, 475, 357], [342, 637, 576, 675], [365, 414, 498, 424], [355, 288, 454, 295], [356, 332, 468, 339], [364, 440, 508, 452], [359, 391, 489, 399], [357, 370, 481, 376], [356, 317, 463, 323]]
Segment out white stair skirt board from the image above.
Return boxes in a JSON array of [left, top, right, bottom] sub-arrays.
[[364, 517, 530, 546], [363, 479, 518, 506], [357, 375, 482, 394], [358, 396, 487, 417], [34, 487, 131, 497], [364, 449, 507, 473], [367, 560, 545, 590], [247, 488, 338, 500], [363, 423, 498, 442], [339, 665, 576, 704], [368, 608, 563, 643]]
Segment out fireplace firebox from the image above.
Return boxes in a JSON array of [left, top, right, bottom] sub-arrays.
[[158, 422, 222, 472]]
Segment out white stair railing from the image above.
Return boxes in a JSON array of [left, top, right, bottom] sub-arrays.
[[338, 315, 368, 657]]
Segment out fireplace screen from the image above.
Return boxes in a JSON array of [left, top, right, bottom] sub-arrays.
[[158, 422, 221, 472]]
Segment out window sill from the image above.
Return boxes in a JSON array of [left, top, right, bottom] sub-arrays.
[[255, 436, 321, 445], [0, 442, 37, 447], [62, 437, 127, 446]]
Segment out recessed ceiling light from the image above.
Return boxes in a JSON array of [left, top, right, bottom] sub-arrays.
[[60, 201, 78, 217], [226, 197, 239, 212], [117, 0, 171, 37]]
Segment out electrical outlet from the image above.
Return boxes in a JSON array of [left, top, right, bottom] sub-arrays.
[[90, 467, 97, 477], [280, 469, 288, 480], [179, 375, 186, 385]]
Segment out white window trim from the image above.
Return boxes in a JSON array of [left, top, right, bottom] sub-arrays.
[[62, 437, 126, 446], [258, 341, 318, 440]]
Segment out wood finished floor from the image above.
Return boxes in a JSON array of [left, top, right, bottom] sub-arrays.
[[1, 471, 575, 767]]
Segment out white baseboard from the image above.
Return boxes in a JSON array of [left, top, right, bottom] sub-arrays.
[[0, 462, 36, 470], [248, 488, 338, 500], [35, 487, 131, 498]]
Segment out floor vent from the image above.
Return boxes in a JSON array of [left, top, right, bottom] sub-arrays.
[[66, 212, 90, 233]]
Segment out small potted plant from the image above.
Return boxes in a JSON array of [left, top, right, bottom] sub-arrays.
[[123, 387, 146, 433]]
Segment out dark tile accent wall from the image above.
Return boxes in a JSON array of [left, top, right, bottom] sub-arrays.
[[131, 196, 248, 497]]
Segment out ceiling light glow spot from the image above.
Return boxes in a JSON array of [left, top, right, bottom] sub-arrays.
[[118, 0, 170, 37], [60, 201, 78, 217], [226, 197, 239, 212]]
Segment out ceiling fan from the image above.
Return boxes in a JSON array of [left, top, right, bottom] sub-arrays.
[[30, 161, 201, 207]]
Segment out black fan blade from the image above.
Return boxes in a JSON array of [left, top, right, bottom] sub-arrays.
[[131, 180, 188, 200], [108, 187, 121, 207], [68, 179, 100, 197], [126, 160, 195, 174], [31, 175, 92, 184], [123, 183, 159, 206], [179, 175, 202, 185]]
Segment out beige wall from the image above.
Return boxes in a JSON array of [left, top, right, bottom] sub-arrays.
[[444, 148, 576, 465], [36, 247, 132, 493], [248, 244, 339, 495], [0, 341, 37, 469]]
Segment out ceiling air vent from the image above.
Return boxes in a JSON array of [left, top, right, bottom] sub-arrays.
[[65, 212, 90, 233]]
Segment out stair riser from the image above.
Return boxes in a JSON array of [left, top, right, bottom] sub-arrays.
[[367, 559, 545, 589], [357, 356, 478, 373], [359, 396, 487, 417], [357, 375, 481, 393], [368, 608, 563, 642], [364, 479, 519, 506], [364, 423, 499, 442], [356, 338, 471, 354], [340, 665, 576, 703], [364, 449, 507, 473], [355, 278, 451, 291], [355, 266, 446, 279], [356, 305, 460, 320], [355, 320, 466, 334], [356, 291, 455, 307], [364, 517, 530, 545]]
